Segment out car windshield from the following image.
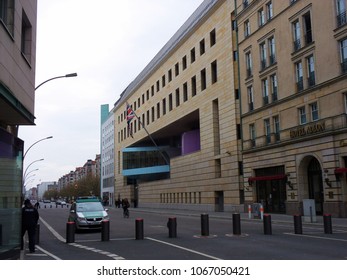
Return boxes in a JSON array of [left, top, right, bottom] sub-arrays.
[[76, 202, 104, 212]]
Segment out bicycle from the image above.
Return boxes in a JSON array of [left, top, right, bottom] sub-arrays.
[[123, 208, 129, 218]]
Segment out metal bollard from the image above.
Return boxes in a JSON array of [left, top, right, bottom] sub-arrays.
[[66, 221, 75, 243], [263, 214, 272, 235], [293, 215, 303, 234], [135, 218, 144, 240], [201, 214, 209, 236], [232, 213, 241, 235], [35, 223, 40, 245], [167, 217, 177, 238], [323, 214, 333, 234], [101, 220, 110, 241]]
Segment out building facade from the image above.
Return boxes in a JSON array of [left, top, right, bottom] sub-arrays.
[[100, 104, 115, 206], [236, 0, 347, 217], [0, 0, 37, 259], [113, 0, 243, 212]]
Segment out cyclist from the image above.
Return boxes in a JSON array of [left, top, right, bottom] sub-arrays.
[[122, 198, 130, 218]]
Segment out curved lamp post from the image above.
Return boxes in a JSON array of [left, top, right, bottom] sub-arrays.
[[23, 159, 44, 181], [23, 136, 53, 159], [35, 72, 77, 91]]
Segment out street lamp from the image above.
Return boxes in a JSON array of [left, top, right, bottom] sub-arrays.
[[35, 72, 78, 91], [23, 159, 44, 180], [23, 136, 53, 159]]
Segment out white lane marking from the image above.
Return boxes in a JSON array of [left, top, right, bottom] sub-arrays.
[[146, 237, 222, 260], [39, 216, 125, 260], [35, 245, 62, 260]]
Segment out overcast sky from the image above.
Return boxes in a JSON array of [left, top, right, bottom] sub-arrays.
[[19, 0, 204, 191]]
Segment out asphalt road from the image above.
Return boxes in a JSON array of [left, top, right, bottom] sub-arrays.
[[22, 203, 347, 260]]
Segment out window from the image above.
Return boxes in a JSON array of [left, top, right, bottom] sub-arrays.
[[168, 69, 172, 82], [146, 90, 149, 101], [273, 116, 280, 141], [307, 55, 315, 87], [0, 0, 14, 35], [258, 8, 265, 26], [157, 103, 160, 119], [211, 60, 217, 84], [310, 102, 319, 121], [299, 107, 307, 124], [147, 110, 150, 125], [210, 29, 216, 46], [268, 36, 276, 64], [182, 56, 187, 70], [191, 76, 197, 96], [243, 0, 249, 8], [156, 80, 160, 92], [151, 85, 154, 96], [175, 63, 179, 76], [293, 20, 301, 51], [200, 39, 205, 55], [21, 10, 33, 63], [266, 1, 273, 21], [270, 74, 278, 101], [344, 93, 347, 113], [264, 119, 271, 144], [340, 38, 347, 73], [151, 107, 155, 122], [175, 88, 180, 107], [191, 48, 196, 63], [183, 82, 188, 102], [303, 12, 312, 45], [250, 124, 256, 147], [248, 85, 254, 111], [295, 61, 304, 92], [246, 51, 252, 78], [260, 42, 267, 70], [337, 0, 347, 27], [162, 75, 166, 87], [162, 98, 166, 115], [201, 68, 206, 91], [169, 94, 173, 111], [262, 78, 269, 105], [244, 20, 251, 37]]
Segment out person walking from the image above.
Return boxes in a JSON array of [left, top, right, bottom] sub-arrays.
[[122, 198, 130, 218], [21, 199, 39, 253]]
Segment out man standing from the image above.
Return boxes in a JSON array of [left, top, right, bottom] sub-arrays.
[[21, 199, 39, 253]]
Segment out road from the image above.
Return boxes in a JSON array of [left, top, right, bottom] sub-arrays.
[[23, 202, 347, 260]]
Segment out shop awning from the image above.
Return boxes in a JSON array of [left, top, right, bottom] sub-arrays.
[[248, 174, 287, 182], [334, 167, 347, 174]]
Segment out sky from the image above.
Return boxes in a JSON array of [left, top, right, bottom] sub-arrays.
[[19, 0, 204, 191]]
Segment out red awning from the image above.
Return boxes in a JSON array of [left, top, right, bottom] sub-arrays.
[[248, 174, 287, 182], [335, 168, 347, 174]]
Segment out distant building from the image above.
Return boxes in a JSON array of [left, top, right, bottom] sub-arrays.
[[37, 181, 56, 199], [100, 104, 115, 206], [0, 0, 38, 259]]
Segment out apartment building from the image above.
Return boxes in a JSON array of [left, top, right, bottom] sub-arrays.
[[113, 0, 243, 212], [100, 104, 115, 206], [0, 0, 37, 259], [236, 0, 347, 217]]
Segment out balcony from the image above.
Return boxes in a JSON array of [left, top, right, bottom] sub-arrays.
[[243, 114, 347, 152], [337, 11, 347, 28]]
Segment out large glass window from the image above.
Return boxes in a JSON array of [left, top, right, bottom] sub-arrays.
[[246, 51, 252, 78], [295, 61, 304, 91], [307, 55, 315, 86], [293, 20, 301, 51], [0, 0, 14, 35], [340, 38, 347, 73], [336, 0, 347, 27], [299, 107, 307, 124]]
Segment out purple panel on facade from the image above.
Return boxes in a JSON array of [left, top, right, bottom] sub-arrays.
[[181, 129, 200, 155]]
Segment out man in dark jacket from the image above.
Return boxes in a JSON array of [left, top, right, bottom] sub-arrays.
[[21, 199, 39, 253]]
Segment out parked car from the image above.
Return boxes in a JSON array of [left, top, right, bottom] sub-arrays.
[[68, 197, 109, 231], [43, 199, 51, 203], [56, 200, 66, 205]]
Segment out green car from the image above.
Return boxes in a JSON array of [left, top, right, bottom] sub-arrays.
[[68, 197, 109, 231]]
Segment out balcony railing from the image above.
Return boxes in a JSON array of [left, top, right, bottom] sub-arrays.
[[269, 54, 276, 65], [307, 73, 315, 87], [263, 95, 269, 105], [272, 89, 278, 102], [260, 59, 267, 71], [337, 11, 347, 28], [246, 68, 252, 79], [341, 60, 347, 74], [304, 30, 313, 45], [296, 78, 304, 92], [249, 102, 254, 112], [293, 39, 301, 52]]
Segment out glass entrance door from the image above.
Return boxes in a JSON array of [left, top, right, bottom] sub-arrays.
[[307, 158, 323, 215]]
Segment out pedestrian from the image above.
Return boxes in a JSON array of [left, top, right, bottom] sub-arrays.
[[21, 199, 39, 253], [34, 201, 40, 209], [122, 198, 130, 218]]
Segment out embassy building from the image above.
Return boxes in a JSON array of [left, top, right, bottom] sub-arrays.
[[110, 0, 347, 217]]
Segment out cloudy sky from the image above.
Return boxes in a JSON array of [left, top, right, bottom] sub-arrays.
[[19, 0, 204, 190]]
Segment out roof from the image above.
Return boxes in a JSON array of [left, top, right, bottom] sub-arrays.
[[114, 0, 220, 109]]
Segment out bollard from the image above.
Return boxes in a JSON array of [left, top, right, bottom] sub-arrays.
[[167, 217, 177, 238], [263, 214, 272, 235], [35, 223, 40, 245], [61, 204, 63, 208], [135, 218, 144, 240], [232, 213, 241, 235], [50, 204, 52, 208], [293, 215, 303, 234], [44, 205, 46, 208], [0, 224, 2, 246], [101, 220, 110, 241], [323, 214, 333, 234], [201, 214, 209, 236], [248, 205, 252, 219], [260, 204, 264, 220], [66, 221, 75, 243]]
